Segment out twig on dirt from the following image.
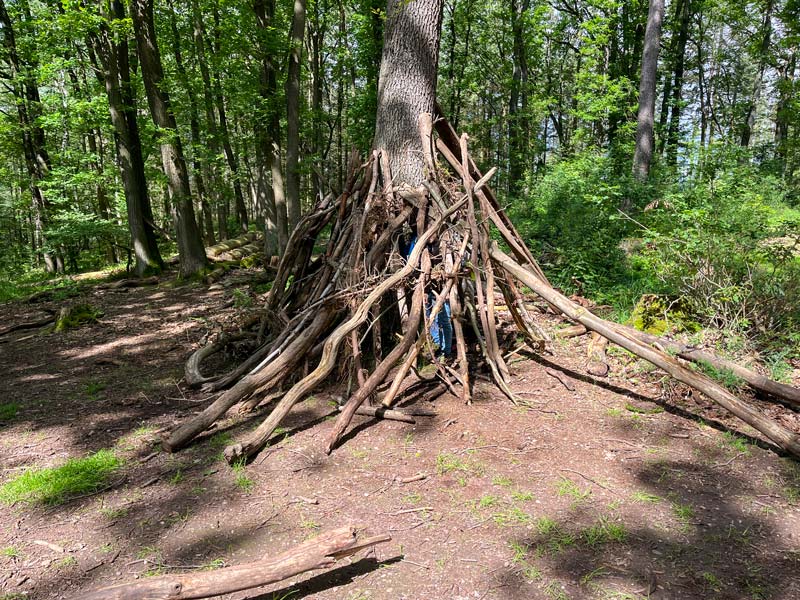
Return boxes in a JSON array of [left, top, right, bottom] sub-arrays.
[[388, 507, 433, 516], [288, 496, 318, 505], [545, 367, 575, 391], [712, 452, 747, 468], [33, 540, 64, 553], [401, 559, 430, 570], [455, 445, 498, 454], [558, 468, 618, 495], [398, 473, 428, 484]]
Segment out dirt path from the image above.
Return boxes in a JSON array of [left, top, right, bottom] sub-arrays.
[[1, 277, 799, 600]]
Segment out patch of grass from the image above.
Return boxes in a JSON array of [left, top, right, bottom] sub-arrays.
[[1, 546, 21, 558], [556, 477, 592, 505], [436, 452, 484, 477], [534, 518, 577, 555], [436, 452, 468, 474], [721, 431, 751, 454], [231, 288, 253, 308], [201, 558, 226, 571], [624, 402, 664, 415], [56, 555, 77, 569], [493, 506, 532, 526], [84, 380, 106, 399], [301, 519, 321, 531], [509, 541, 528, 563], [0, 403, 19, 422], [169, 469, 184, 485], [631, 491, 661, 504], [671, 501, 694, 522], [695, 360, 744, 392], [605, 408, 623, 417], [99, 505, 128, 519], [544, 580, 569, 600], [582, 517, 627, 547], [0, 449, 122, 505], [701, 571, 722, 592], [511, 489, 534, 502], [231, 460, 254, 492], [492, 475, 513, 487], [402, 492, 422, 505], [478, 494, 500, 508]]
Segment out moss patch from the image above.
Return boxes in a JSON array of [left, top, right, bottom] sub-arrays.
[[627, 294, 700, 335], [53, 304, 103, 332]]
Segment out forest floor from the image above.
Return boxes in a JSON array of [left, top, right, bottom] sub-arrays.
[[1, 269, 800, 600]]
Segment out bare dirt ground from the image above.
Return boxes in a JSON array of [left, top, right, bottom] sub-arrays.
[[1, 273, 800, 600]]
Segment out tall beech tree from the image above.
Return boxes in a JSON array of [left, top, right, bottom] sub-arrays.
[[130, 0, 207, 277]]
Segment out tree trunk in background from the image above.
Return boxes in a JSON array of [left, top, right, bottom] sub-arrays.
[[88, 1, 163, 276], [254, 0, 283, 256], [740, 0, 773, 148], [130, 0, 207, 277], [211, 4, 248, 232], [0, 0, 58, 273], [665, 0, 691, 167], [167, 0, 215, 246], [286, 0, 307, 232], [508, 0, 530, 197], [190, 0, 228, 241], [775, 50, 795, 170], [374, 0, 444, 186], [632, 0, 664, 182]]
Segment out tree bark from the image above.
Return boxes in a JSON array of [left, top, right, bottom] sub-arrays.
[[632, 0, 665, 181], [374, 0, 444, 186], [130, 0, 207, 277], [285, 0, 307, 232]]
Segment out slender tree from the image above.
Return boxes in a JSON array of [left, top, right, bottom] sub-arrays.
[[285, 0, 307, 232], [633, 0, 665, 181], [130, 0, 207, 277]]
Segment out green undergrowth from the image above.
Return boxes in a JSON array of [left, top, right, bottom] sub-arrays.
[[0, 449, 122, 505], [0, 403, 19, 422]]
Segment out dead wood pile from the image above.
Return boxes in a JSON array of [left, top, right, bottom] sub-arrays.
[[165, 114, 800, 462]]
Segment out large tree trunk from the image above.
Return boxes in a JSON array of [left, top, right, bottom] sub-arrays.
[[130, 0, 208, 278], [374, 0, 444, 186], [87, 5, 164, 276], [285, 0, 307, 232], [632, 0, 665, 181]]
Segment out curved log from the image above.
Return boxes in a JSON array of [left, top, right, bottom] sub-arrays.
[[185, 332, 254, 388], [164, 309, 332, 452]]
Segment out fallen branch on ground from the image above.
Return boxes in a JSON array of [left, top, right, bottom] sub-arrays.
[[79, 526, 390, 600]]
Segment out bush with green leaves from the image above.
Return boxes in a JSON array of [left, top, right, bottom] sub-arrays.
[[638, 146, 800, 350]]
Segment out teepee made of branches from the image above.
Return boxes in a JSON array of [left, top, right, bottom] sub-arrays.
[[164, 114, 800, 463]]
